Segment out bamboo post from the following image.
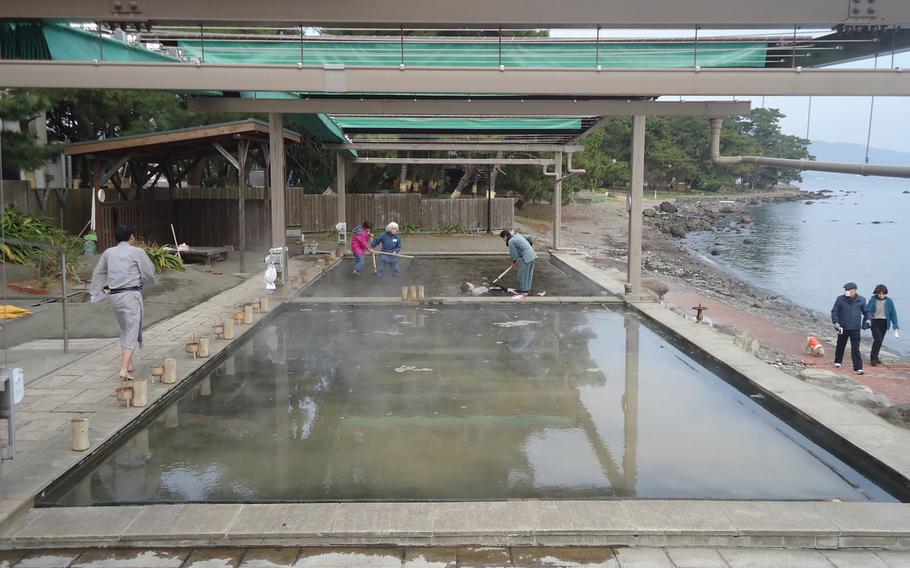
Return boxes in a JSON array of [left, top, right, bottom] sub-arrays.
[[200, 376, 213, 397], [408, 285, 418, 303], [131, 378, 148, 407], [224, 318, 235, 340], [71, 418, 90, 451], [260, 296, 270, 312], [199, 336, 211, 358], [163, 358, 177, 384], [401, 287, 409, 302], [243, 304, 253, 324], [417, 285, 425, 303]]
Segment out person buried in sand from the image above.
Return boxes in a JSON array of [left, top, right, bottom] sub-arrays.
[[89, 224, 157, 380], [499, 230, 537, 299], [371, 222, 403, 277]]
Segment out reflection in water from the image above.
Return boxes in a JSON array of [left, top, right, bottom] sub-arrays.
[[43, 306, 894, 505]]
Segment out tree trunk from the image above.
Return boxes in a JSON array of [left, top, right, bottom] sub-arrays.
[[450, 165, 477, 199], [399, 163, 408, 192]]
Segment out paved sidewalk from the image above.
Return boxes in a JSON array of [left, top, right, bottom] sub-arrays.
[[665, 288, 910, 404], [2, 546, 910, 568]]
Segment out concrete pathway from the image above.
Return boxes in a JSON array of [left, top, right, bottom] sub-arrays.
[[2, 546, 910, 568], [664, 288, 910, 404], [0, 256, 331, 527]]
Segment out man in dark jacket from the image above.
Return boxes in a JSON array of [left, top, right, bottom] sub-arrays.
[[831, 282, 868, 375]]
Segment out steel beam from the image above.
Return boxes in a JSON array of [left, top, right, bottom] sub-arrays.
[[5, 62, 910, 97], [4, 0, 909, 27], [327, 142, 583, 153], [352, 157, 554, 165], [187, 97, 751, 117]]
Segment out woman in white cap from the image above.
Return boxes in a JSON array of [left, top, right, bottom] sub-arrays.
[[370, 222, 403, 277]]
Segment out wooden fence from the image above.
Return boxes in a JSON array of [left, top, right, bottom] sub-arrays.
[[285, 192, 514, 233], [1, 182, 94, 235], [96, 188, 514, 248]]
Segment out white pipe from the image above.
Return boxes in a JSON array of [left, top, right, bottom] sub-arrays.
[[709, 118, 910, 178], [543, 152, 586, 181]]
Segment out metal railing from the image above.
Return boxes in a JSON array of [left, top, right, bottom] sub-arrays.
[[0, 237, 70, 354]]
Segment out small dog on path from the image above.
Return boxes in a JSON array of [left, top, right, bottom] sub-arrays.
[[806, 336, 825, 357]]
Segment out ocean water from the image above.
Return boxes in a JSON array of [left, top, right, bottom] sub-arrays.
[[686, 172, 910, 356]]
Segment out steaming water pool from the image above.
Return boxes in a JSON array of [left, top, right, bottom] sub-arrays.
[[40, 305, 896, 505]]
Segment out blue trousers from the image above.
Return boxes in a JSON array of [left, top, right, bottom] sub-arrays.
[[353, 254, 365, 274], [377, 255, 400, 277], [517, 260, 535, 292]]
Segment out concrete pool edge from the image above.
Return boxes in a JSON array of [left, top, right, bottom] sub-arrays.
[[2, 501, 910, 550], [0, 256, 341, 532], [2, 252, 910, 551], [550, 253, 910, 491]]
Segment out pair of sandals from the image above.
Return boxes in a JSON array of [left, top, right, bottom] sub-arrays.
[[118, 367, 135, 381]]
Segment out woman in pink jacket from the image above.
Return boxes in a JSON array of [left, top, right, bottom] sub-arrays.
[[350, 221, 373, 276]]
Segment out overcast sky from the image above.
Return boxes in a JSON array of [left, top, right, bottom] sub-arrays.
[[550, 28, 910, 153]]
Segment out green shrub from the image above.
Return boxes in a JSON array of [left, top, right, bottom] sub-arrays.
[[138, 241, 185, 273], [0, 205, 81, 277]]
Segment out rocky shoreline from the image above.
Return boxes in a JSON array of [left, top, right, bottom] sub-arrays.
[[545, 189, 909, 425], [644, 189, 831, 241]]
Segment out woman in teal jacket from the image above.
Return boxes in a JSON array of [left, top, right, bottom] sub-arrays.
[[867, 283, 900, 366]]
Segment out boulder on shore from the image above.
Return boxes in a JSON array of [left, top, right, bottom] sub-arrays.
[[719, 204, 736, 213], [740, 215, 753, 225], [669, 224, 688, 238], [643, 208, 657, 218], [659, 201, 679, 213]]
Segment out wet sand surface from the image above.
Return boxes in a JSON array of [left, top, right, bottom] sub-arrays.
[[299, 257, 596, 298]]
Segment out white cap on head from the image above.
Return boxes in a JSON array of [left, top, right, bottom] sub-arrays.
[[387, 222, 399, 232]]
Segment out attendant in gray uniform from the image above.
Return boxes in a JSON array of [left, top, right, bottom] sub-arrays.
[[500, 230, 537, 298], [89, 224, 156, 380]]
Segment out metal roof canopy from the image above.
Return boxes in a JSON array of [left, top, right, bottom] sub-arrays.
[[64, 118, 301, 158], [4, 0, 910, 27]]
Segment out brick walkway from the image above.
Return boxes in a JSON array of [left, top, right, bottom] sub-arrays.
[[664, 288, 910, 404], [1, 546, 910, 568]]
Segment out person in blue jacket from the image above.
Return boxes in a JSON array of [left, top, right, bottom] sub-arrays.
[[867, 283, 900, 366], [371, 222, 402, 277], [500, 230, 537, 298], [831, 282, 868, 375]]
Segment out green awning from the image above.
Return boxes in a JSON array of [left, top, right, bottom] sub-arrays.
[[178, 40, 768, 69], [332, 117, 583, 133]]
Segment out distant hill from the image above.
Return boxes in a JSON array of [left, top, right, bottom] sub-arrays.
[[809, 141, 910, 166]]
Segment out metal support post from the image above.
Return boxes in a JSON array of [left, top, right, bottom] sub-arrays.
[[61, 252, 68, 354], [268, 112, 287, 250], [553, 151, 563, 250], [336, 153, 347, 228], [627, 115, 645, 295]]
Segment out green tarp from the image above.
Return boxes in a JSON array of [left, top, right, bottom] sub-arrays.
[[333, 117, 582, 132], [42, 22, 178, 62], [178, 40, 768, 69]]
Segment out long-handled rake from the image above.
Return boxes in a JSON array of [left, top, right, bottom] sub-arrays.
[[374, 250, 417, 269]]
